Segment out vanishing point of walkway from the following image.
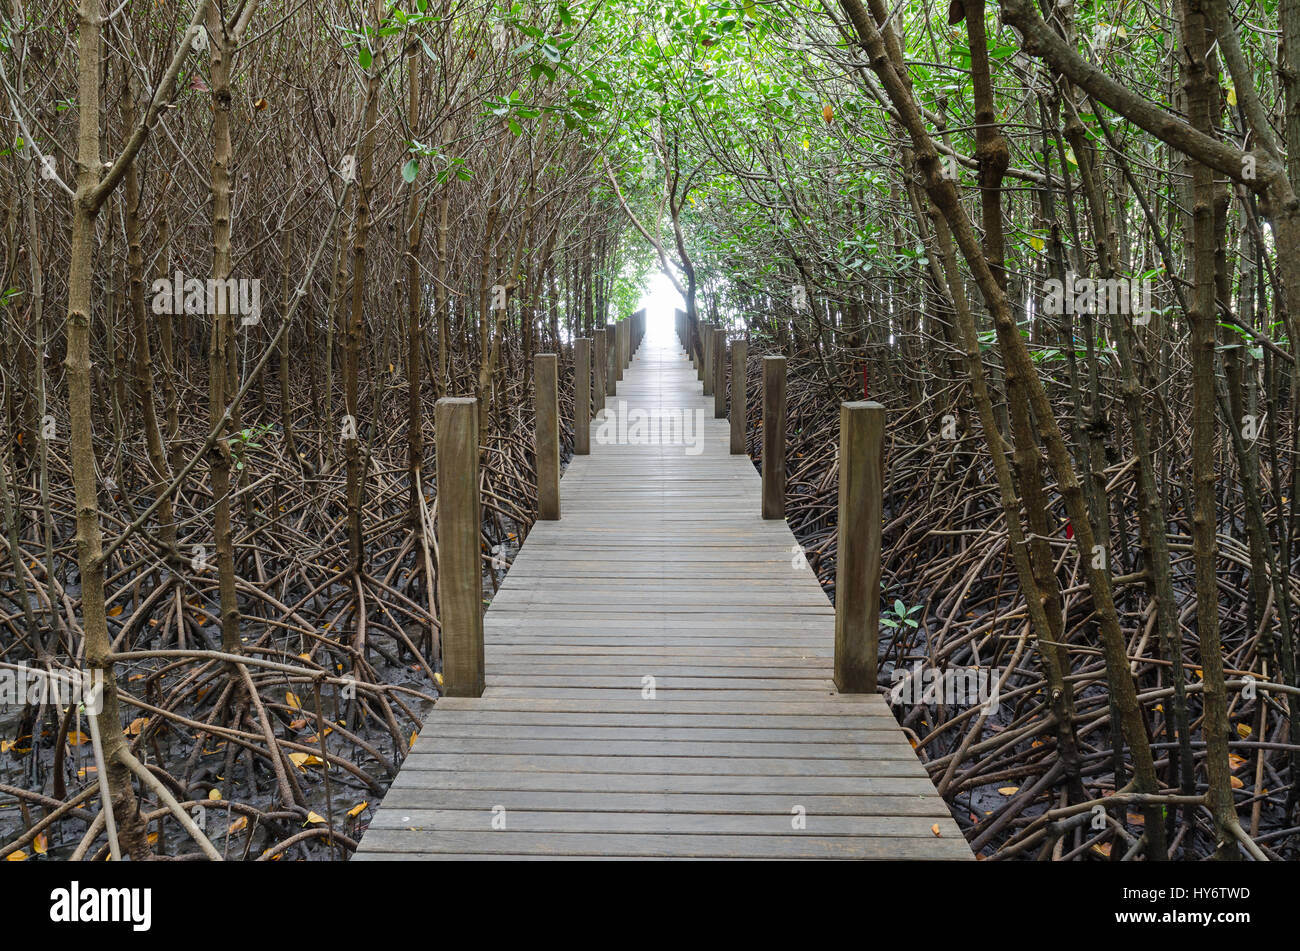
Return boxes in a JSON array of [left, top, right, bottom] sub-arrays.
[[355, 325, 970, 860]]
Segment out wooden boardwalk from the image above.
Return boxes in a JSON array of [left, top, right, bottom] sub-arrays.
[[355, 325, 969, 860]]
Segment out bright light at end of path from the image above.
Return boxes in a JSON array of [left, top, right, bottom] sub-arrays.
[[637, 272, 683, 339]]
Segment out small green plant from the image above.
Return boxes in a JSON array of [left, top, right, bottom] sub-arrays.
[[881, 598, 921, 631], [228, 424, 274, 472]]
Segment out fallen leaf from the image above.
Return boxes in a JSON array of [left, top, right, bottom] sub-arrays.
[[33, 833, 48, 854], [229, 816, 249, 834], [930, 823, 942, 837], [286, 692, 302, 710], [1237, 723, 1252, 738], [347, 801, 368, 818], [1230, 775, 1245, 789], [125, 718, 147, 737], [305, 811, 326, 825], [1229, 753, 1248, 771], [997, 786, 1019, 796], [208, 788, 222, 801], [108, 604, 124, 617], [6, 850, 28, 861]]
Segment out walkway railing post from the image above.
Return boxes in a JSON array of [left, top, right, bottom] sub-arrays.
[[435, 397, 484, 698], [761, 355, 786, 519], [605, 321, 617, 396], [614, 321, 626, 382], [592, 328, 607, 416], [535, 353, 561, 520], [694, 318, 704, 381], [834, 401, 885, 693], [713, 328, 727, 419], [702, 322, 714, 397], [730, 339, 747, 454], [575, 338, 591, 456]]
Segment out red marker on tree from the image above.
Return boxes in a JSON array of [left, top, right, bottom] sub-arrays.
[[1064, 521, 1074, 540]]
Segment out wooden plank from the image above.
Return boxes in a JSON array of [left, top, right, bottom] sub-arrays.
[[376, 789, 954, 817], [355, 830, 971, 859]]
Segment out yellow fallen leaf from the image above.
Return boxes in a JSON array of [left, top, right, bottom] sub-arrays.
[[1237, 723, 1252, 738], [286, 692, 302, 710], [305, 812, 326, 825], [1230, 775, 1245, 789], [434, 672, 444, 686], [33, 833, 48, 854], [288, 752, 310, 770], [66, 731, 90, 747], [997, 786, 1018, 796], [930, 823, 941, 837], [347, 801, 368, 818], [146, 831, 159, 845], [410, 731, 418, 748], [229, 816, 248, 834], [6, 850, 28, 861], [1229, 753, 1248, 771], [1093, 842, 1112, 857], [108, 604, 123, 617], [1126, 813, 1145, 826], [125, 718, 147, 737], [208, 788, 222, 801]]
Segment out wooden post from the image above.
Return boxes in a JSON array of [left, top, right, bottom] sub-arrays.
[[834, 401, 885, 693], [592, 328, 607, 415], [435, 398, 484, 698], [535, 354, 560, 520], [694, 318, 704, 381], [730, 339, 747, 454], [761, 355, 786, 519], [605, 321, 617, 396], [707, 323, 717, 394], [713, 328, 726, 419], [614, 322, 625, 382], [575, 338, 591, 456]]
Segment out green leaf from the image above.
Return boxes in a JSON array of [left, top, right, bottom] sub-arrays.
[[358, 47, 372, 70], [401, 158, 419, 183]]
